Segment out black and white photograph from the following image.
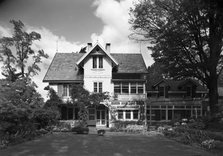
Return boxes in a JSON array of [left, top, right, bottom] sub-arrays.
[[0, 0, 223, 155]]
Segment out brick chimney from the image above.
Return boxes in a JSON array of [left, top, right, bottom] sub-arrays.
[[105, 43, 111, 53], [87, 43, 92, 52]]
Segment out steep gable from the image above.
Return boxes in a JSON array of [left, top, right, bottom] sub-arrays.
[[76, 43, 118, 66]]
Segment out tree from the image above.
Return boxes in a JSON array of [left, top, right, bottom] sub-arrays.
[[0, 20, 48, 82], [70, 84, 109, 126], [129, 0, 223, 115]]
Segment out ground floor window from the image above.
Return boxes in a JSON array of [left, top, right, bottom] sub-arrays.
[[88, 108, 95, 120], [117, 110, 139, 120], [146, 105, 202, 122], [60, 106, 79, 120]]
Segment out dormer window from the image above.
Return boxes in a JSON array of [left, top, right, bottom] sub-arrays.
[[186, 86, 192, 97], [92, 56, 103, 69]]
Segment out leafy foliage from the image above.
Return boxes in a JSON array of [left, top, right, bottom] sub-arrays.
[[0, 20, 48, 82], [129, 0, 223, 114], [70, 84, 109, 127]]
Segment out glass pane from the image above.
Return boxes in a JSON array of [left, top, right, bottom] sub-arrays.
[[68, 108, 73, 120], [101, 120, 105, 125], [138, 83, 144, 94], [159, 86, 164, 96], [126, 110, 131, 119], [122, 83, 129, 94], [94, 82, 97, 92], [114, 82, 121, 93], [89, 109, 95, 114], [89, 115, 95, 120], [99, 56, 103, 68], [118, 110, 123, 119], [97, 111, 100, 119], [133, 110, 138, 119], [63, 85, 68, 96], [101, 111, 105, 119], [93, 56, 97, 68], [99, 82, 102, 93], [131, 83, 136, 94]]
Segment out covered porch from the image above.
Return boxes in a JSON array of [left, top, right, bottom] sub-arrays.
[[58, 104, 109, 128]]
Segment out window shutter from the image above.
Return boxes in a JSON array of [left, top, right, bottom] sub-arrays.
[[58, 84, 63, 97]]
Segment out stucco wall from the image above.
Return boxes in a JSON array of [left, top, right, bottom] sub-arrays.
[[83, 56, 113, 94]]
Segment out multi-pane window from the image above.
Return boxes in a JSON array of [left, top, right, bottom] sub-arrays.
[[117, 110, 139, 120], [122, 83, 129, 94], [114, 82, 121, 93], [99, 82, 102, 93], [138, 83, 144, 94], [63, 84, 68, 96], [118, 110, 123, 119], [186, 87, 192, 97], [93, 82, 103, 93], [88, 108, 95, 120], [92, 56, 103, 68], [133, 110, 139, 119], [159, 86, 164, 97], [125, 110, 131, 119], [131, 83, 137, 94], [114, 82, 144, 94], [62, 84, 72, 96], [93, 56, 97, 68], [99, 56, 103, 68], [94, 82, 98, 92]]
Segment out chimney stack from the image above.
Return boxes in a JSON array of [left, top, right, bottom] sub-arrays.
[[87, 43, 92, 52], [105, 43, 111, 53]]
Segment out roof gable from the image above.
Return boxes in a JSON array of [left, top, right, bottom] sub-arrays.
[[76, 43, 118, 66], [150, 79, 206, 91]]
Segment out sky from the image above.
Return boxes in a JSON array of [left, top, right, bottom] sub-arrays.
[[0, 0, 154, 100]]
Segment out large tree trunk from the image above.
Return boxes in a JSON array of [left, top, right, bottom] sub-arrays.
[[208, 72, 219, 115]]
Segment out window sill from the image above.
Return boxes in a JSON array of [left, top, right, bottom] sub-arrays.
[[91, 68, 105, 71]]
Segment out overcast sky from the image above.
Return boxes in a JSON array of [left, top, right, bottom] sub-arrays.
[[0, 0, 153, 100]]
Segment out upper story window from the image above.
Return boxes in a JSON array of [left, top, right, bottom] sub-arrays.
[[114, 82, 144, 94], [186, 86, 192, 97], [114, 82, 121, 93], [138, 83, 144, 94], [92, 56, 103, 69], [93, 56, 97, 68], [122, 82, 129, 94], [94, 82, 103, 93], [62, 84, 71, 96], [158, 86, 164, 97], [99, 56, 103, 68]]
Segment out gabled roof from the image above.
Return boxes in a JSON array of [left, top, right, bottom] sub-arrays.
[[111, 53, 148, 73], [43, 52, 148, 82], [76, 43, 118, 66], [43, 53, 84, 82], [148, 79, 207, 91]]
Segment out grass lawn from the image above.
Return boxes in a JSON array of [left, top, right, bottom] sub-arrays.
[[0, 132, 215, 156]]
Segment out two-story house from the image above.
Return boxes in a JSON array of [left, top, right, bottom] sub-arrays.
[[43, 43, 148, 128], [146, 79, 208, 124]]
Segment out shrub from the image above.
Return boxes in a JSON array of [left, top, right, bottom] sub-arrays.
[[32, 108, 60, 129]]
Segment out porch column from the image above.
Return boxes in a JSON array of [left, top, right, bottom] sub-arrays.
[[165, 105, 168, 122]]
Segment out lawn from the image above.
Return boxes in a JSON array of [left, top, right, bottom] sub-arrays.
[[0, 132, 214, 156]]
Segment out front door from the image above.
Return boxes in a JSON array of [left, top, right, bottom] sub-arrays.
[[96, 110, 106, 126]]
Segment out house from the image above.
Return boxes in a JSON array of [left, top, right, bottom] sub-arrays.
[[43, 43, 148, 128], [146, 79, 208, 124]]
